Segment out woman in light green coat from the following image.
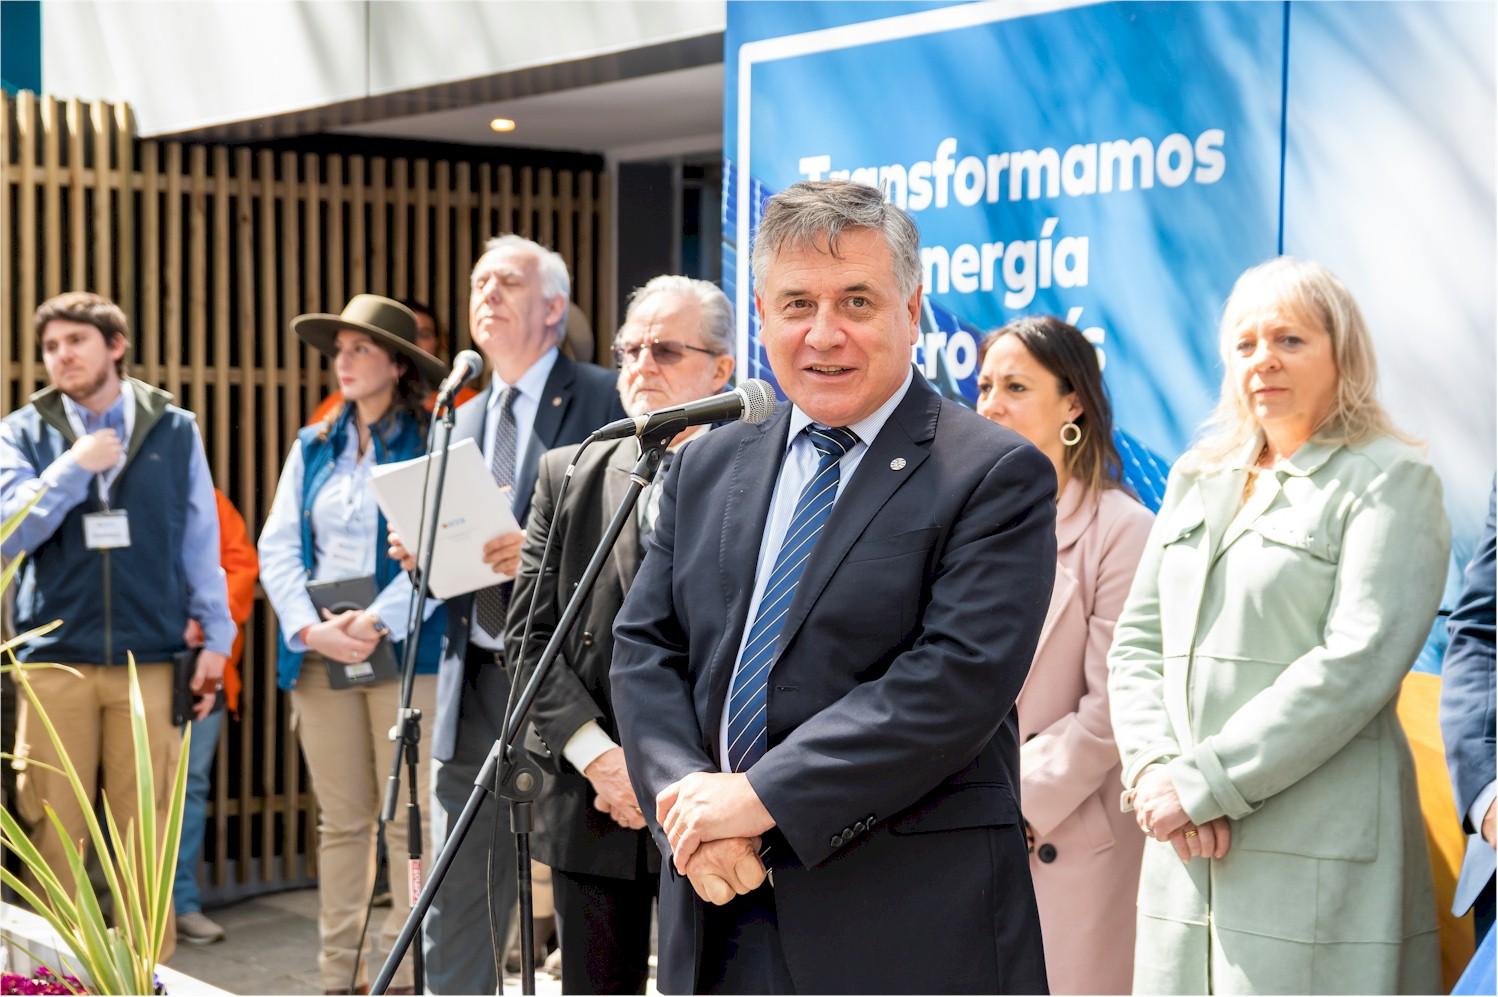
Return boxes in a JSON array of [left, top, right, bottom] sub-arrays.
[[1108, 258, 1447, 994]]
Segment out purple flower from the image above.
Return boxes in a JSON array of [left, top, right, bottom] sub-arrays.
[[0, 969, 89, 995]]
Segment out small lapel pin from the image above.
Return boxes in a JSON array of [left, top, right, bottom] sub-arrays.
[[551, 396, 562, 407], [889, 457, 907, 471]]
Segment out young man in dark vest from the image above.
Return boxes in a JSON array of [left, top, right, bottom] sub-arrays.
[[1, 292, 234, 956]]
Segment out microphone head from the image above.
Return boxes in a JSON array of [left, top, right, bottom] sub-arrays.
[[735, 379, 776, 426], [453, 349, 483, 377]]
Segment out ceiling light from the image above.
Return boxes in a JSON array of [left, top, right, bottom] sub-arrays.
[[489, 117, 517, 133]]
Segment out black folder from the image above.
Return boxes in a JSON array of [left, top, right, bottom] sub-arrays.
[[306, 575, 401, 689]]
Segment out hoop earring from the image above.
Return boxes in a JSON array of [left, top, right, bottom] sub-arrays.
[[1060, 421, 1083, 447]]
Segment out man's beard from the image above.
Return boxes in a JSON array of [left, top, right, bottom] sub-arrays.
[[59, 364, 113, 403]]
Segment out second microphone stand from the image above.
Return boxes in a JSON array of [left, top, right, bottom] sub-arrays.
[[371, 418, 684, 995], [371, 416, 683, 988], [372, 390, 463, 992]]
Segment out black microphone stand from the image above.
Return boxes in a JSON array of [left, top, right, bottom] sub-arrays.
[[371, 418, 685, 995], [372, 388, 462, 992]]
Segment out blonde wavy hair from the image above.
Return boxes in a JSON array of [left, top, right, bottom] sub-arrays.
[[1185, 257, 1411, 469]]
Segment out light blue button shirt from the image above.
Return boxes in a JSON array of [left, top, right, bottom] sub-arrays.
[[467, 348, 559, 651], [0, 385, 235, 655], [717, 368, 915, 766]]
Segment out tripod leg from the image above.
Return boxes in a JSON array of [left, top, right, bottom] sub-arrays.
[[372, 778, 487, 995]]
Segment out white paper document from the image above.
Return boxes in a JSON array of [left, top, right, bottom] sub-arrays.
[[369, 438, 519, 599]]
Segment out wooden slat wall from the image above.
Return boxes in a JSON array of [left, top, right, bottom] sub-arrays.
[[1, 91, 614, 900]]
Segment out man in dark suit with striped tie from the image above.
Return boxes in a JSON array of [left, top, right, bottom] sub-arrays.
[[610, 180, 1056, 994], [396, 234, 625, 995]]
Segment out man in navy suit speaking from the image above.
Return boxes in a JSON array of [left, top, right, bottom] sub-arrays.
[[610, 180, 1055, 994]]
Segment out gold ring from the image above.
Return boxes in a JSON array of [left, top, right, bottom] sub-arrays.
[[1184, 829, 1200, 838]]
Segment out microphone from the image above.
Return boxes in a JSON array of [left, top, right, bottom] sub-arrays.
[[591, 379, 776, 441], [434, 350, 483, 408]]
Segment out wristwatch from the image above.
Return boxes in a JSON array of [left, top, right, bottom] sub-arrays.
[[366, 612, 390, 639]]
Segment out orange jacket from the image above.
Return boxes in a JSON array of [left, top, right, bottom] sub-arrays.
[[214, 489, 259, 715], [306, 386, 479, 427]]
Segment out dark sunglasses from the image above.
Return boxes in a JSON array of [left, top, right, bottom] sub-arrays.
[[612, 339, 718, 366]]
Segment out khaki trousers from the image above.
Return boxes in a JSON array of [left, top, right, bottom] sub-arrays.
[[291, 656, 436, 992], [11, 663, 180, 961], [532, 860, 554, 918]]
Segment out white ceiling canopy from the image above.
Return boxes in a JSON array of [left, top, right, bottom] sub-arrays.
[[336, 63, 723, 158]]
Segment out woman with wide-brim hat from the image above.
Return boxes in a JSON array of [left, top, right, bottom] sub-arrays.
[[258, 294, 447, 994]]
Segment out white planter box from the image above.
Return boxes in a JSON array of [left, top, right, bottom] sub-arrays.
[[1, 902, 230, 996]]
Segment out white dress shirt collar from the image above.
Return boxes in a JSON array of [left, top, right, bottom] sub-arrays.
[[487, 347, 559, 409], [784, 365, 915, 453]]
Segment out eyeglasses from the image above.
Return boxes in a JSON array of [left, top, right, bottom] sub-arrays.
[[612, 339, 718, 367]]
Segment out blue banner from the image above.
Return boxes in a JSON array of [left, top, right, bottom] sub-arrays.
[[724, 0, 1494, 537]]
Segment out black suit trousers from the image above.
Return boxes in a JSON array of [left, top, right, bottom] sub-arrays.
[[697, 884, 795, 995], [552, 854, 657, 995]]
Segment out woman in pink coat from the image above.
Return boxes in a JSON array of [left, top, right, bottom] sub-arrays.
[[977, 316, 1153, 995]]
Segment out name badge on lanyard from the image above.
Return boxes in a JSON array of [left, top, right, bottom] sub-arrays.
[[83, 510, 131, 549], [324, 533, 368, 579]]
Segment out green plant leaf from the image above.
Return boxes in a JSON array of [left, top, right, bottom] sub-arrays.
[[109, 932, 139, 996], [100, 798, 147, 970], [1, 493, 186, 992], [1, 933, 91, 996], [0, 647, 77, 687], [101, 808, 146, 988], [0, 551, 27, 595], [149, 723, 190, 965], [127, 657, 158, 873], [0, 803, 77, 925], [0, 487, 46, 548], [0, 861, 70, 939], [3, 664, 162, 993], [0, 752, 70, 779], [0, 657, 80, 679], [0, 619, 64, 655], [49, 806, 121, 996], [10, 667, 133, 942], [0, 872, 104, 994], [124, 654, 172, 977]]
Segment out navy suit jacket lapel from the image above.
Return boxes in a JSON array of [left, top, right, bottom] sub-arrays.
[[517, 353, 576, 522], [453, 382, 490, 449], [775, 375, 938, 659], [702, 405, 793, 755]]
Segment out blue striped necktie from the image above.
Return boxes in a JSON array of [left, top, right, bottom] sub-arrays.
[[725, 424, 858, 773]]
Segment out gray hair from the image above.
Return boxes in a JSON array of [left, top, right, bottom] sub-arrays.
[[624, 275, 734, 356], [751, 179, 922, 299], [473, 234, 572, 338]]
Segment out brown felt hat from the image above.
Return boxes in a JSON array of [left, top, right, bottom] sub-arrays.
[[292, 294, 447, 386]]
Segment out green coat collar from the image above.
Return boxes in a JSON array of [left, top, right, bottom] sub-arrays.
[[1228, 431, 1344, 477], [29, 377, 176, 464]]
